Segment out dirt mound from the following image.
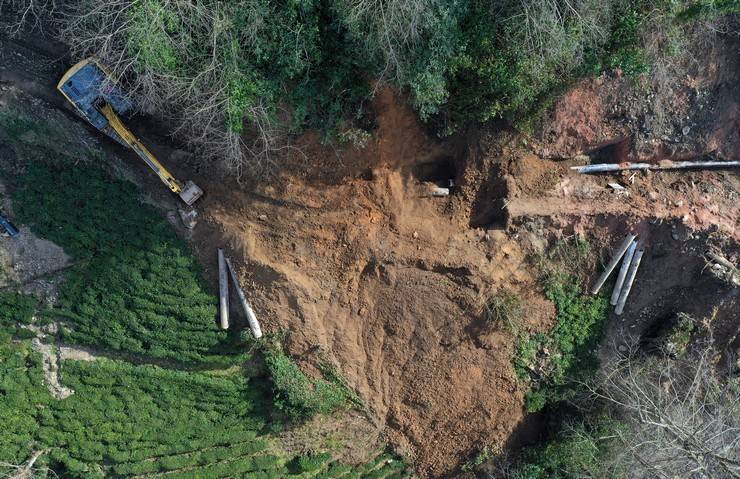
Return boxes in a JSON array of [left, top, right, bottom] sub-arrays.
[[542, 82, 604, 158]]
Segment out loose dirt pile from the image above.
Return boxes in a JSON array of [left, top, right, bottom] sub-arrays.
[[187, 88, 556, 476]]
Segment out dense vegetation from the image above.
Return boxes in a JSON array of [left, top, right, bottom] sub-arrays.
[[505, 415, 627, 478], [2, 0, 731, 174], [0, 337, 410, 478], [12, 163, 234, 364], [500, 339, 739, 478], [0, 159, 411, 477], [0, 291, 38, 339]]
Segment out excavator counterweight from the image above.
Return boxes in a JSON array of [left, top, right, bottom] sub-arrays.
[[57, 58, 203, 206]]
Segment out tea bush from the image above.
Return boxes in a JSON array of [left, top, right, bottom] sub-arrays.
[[0, 341, 51, 472], [12, 163, 235, 364]]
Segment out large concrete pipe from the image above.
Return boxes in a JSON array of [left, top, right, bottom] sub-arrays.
[[591, 234, 637, 294], [225, 257, 263, 339], [610, 239, 637, 306], [218, 249, 229, 330], [615, 247, 644, 316]]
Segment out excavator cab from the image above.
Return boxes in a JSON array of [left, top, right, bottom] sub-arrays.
[[57, 58, 203, 206]]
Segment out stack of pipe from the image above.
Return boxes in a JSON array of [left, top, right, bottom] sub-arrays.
[[217, 249, 263, 339], [591, 234, 644, 316]]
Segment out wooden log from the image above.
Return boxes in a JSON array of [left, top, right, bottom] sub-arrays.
[[218, 249, 229, 330], [225, 257, 263, 339]]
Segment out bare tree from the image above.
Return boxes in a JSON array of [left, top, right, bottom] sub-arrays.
[[1, 449, 55, 479], [335, 0, 435, 85], [0, 0, 58, 36], [592, 341, 740, 479], [505, 0, 614, 71]]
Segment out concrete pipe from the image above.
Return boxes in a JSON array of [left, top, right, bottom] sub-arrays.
[[615, 247, 644, 316], [225, 257, 263, 339], [610, 239, 637, 306], [591, 233, 637, 295], [218, 249, 229, 330]]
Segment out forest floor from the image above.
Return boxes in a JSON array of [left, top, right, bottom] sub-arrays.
[[0, 31, 738, 478]]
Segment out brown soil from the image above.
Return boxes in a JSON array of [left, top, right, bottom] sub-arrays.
[[186, 74, 738, 477], [186, 88, 555, 477], [180, 47, 738, 474], [2, 29, 738, 479]]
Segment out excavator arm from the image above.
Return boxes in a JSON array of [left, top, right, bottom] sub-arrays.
[[98, 103, 203, 205], [57, 58, 203, 206]]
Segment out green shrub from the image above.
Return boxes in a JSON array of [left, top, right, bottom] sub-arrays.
[[514, 239, 609, 412], [293, 452, 332, 473], [0, 292, 38, 326], [126, 0, 182, 73], [510, 416, 627, 478], [678, 0, 740, 20], [663, 312, 696, 358], [263, 346, 349, 421], [524, 390, 548, 414], [461, 445, 495, 472]]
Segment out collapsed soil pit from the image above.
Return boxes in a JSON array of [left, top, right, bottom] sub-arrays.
[[194, 180, 549, 477], [412, 156, 457, 185], [183, 92, 558, 477]]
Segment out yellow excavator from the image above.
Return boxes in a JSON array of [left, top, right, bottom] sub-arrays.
[[57, 58, 203, 205]]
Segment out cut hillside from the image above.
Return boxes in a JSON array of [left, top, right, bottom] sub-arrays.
[[1, 11, 738, 478]]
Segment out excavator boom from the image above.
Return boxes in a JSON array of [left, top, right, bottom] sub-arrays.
[[57, 58, 203, 206], [98, 104, 203, 205]]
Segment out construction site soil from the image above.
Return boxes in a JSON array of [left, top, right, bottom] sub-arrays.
[[0, 32, 738, 478]]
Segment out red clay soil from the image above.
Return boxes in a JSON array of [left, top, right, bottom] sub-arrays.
[[188, 88, 559, 477], [186, 72, 738, 476]]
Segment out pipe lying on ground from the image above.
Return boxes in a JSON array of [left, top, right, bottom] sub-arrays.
[[218, 249, 229, 330], [591, 234, 637, 294], [571, 160, 740, 174], [225, 257, 263, 339], [610, 239, 637, 305], [430, 187, 450, 197], [615, 247, 644, 316]]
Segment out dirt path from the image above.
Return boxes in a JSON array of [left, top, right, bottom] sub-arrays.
[[29, 332, 74, 399]]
